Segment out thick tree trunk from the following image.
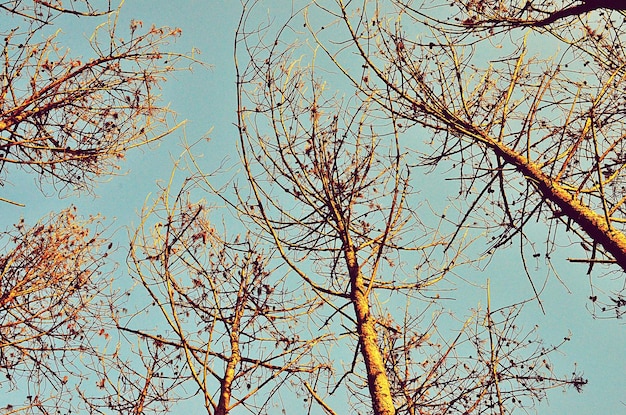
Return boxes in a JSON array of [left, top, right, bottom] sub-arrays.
[[461, 124, 626, 270], [344, 246, 396, 415]]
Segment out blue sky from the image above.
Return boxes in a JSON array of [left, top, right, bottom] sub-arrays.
[[1, 1, 624, 414]]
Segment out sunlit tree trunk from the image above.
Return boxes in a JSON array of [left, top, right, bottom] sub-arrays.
[[345, 246, 396, 415]]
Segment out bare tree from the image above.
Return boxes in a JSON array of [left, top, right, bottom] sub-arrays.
[[0, 1, 199, 413], [1, 1, 196, 199], [282, 0, 626, 317], [0, 207, 119, 413], [230, 3, 586, 413], [122, 172, 330, 414]]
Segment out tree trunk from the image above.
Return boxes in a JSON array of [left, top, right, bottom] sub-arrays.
[[345, 245, 396, 415]]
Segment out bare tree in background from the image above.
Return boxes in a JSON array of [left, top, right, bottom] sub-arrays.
[[0, 0, 195, 199], [230, 4, 586, 413], [0, 1, 198, 413], [122, 173, 330, 414], [0, 208, 117, 413]]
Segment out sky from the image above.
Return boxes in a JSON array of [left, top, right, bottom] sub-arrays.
[[0, 1, 624, 414]]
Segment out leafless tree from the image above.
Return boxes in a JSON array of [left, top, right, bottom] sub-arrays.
[[122, 172, 331, 414], [0, 1, 196, 199], [0, 207, 120, 414], [229, 3, 586, 413], [283, 0, 626, 318], [0, 1, 199, 413]]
